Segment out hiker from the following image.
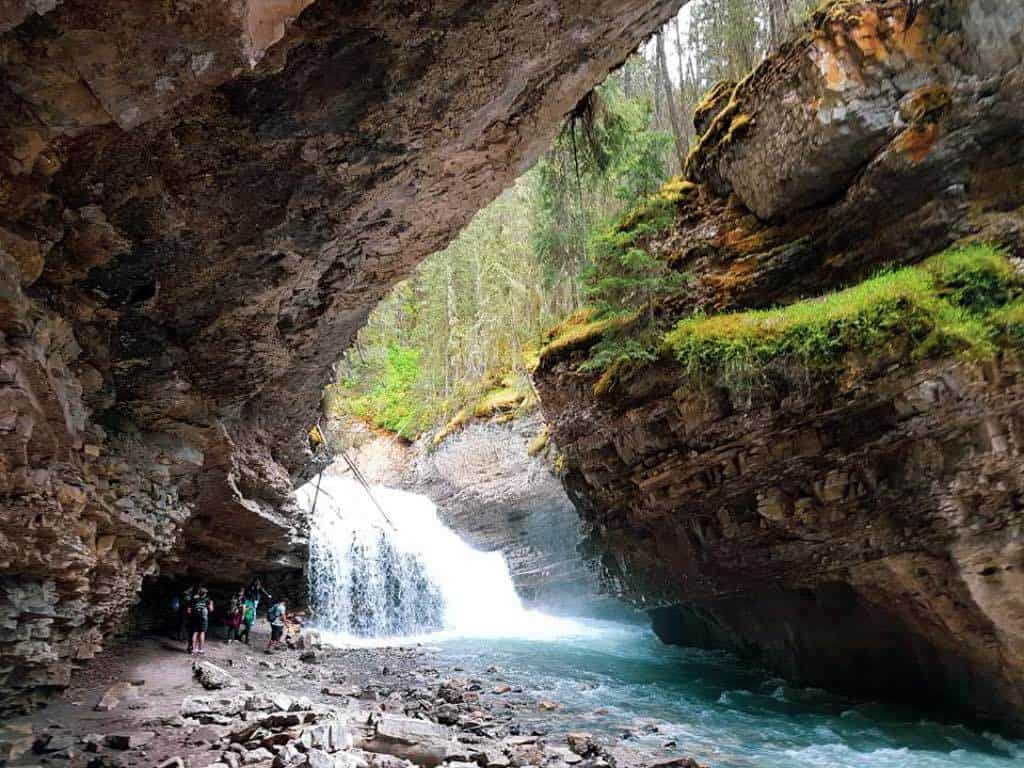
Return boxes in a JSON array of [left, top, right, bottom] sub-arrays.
[[239, 596, 256, 645], [226, 588, 244, 643], [265, 599, 287, 652], [189, 587, 213, 656], [245, 577, 271, 611]]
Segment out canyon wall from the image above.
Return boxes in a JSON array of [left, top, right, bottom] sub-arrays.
[[0, 0, 685, 712], [535, 0, 1024, 731]]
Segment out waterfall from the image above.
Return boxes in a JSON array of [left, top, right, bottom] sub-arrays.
[[299, 475, 572, 641]]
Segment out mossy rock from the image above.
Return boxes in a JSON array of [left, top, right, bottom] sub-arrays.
[[473, 386, 524, 418], [694, 80, 736, 136], [539, 312, 638, 367], [664, 243, 1022, 391], [527, 426, 550, 457]]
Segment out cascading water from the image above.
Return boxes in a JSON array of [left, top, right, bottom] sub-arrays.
[[298, 475, 573, 641], [294, 474, 1024, 767]]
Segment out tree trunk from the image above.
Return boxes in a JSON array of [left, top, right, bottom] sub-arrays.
[[672, 17, 691, 146], [656, 30, 687, 174], [767, 0, 789, 50]]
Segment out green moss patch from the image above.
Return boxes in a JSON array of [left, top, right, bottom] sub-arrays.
[[664, 244, 1021, 386], [539, 311, 639, 366], [473, 386, 524, 418]]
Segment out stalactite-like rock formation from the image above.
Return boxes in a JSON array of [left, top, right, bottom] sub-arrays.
[[535, 0, 1024, 732], [0, 0, 684, 712]]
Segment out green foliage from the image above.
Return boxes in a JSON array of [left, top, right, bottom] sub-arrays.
[[343, 345, 430, 439], [530, 81, 674, 305], [664, 244, 1021, 390], [568, 177, 693, 373], [993, 300, 1024, 347], [335, 78, 676, 439]]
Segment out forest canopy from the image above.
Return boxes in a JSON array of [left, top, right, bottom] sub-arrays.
[[326, 0, 819, 441]]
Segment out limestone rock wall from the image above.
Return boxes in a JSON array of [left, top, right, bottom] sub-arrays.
[[0, 0, 685, 712], [535, 0, 1024, 732]]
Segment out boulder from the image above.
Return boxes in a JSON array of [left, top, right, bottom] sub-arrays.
[[434, 703, 460, 726], [95, 682, 134, 712], [105, 731, 156, 750], [194, 662, 235, 691], [361, 714, 454, 768], [546, 747, 582, 765], [566, 733, 598, 758], [0, 724, 35, 762], [243, 747, 275, 764]]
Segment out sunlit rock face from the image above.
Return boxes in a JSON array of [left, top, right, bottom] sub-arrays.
[[535, 0, 1024, 732], [0, 0, 684, 712]]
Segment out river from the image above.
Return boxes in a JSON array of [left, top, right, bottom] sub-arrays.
[[297, 476, 1024, 768]]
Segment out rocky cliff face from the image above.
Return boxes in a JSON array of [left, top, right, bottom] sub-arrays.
[[334, 416, 617, 616], [0, 0, 684, 713], [535, 0, 1024, 731]]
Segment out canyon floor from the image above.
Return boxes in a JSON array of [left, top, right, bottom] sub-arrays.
[[0, 623, 685, 768]]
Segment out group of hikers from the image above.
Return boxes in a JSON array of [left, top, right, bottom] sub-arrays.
[[172, 577, 288, 656]]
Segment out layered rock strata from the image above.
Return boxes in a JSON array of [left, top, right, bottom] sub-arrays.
[[0, 0, 685, 712], [535, 0, 1024, 731]]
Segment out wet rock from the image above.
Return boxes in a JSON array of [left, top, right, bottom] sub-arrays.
[[566, 734, 597, 758], [156, 758, 186, 768], [300, 651, 320, 664], [648, 759, 705, 768], [435, 704, 460, 726], [437, 680, 465, 704]]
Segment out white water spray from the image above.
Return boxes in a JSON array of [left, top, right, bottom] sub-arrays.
[[298, 475, 584, 643]]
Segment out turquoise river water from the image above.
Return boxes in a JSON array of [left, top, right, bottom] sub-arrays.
[[433, 619, 1024, 768]]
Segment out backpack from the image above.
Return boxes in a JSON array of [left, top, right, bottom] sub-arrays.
[[243, 600, 256, 623], [268, 603, 284, 625], [192, 595, 209, 620]]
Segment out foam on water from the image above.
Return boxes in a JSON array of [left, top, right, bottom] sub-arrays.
[[299, 476, 588, 644], [298, 477, 1024, 768]]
